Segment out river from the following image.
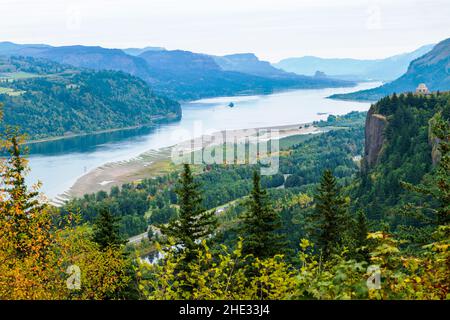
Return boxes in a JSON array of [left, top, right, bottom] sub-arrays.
[[25, 82, 380, 199]]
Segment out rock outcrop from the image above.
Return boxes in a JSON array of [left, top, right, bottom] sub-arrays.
[[429, 114, 442, 166], [364, 106, 387, 170]]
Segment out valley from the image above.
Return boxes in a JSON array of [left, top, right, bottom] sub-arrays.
[[0, 1, 449, 302], [23, 81, 379, 200]]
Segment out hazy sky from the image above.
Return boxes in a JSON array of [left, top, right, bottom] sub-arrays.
[[1, 0, 449, 62]]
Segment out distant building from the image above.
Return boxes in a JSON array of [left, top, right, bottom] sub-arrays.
[[416, 83, 430, 94]]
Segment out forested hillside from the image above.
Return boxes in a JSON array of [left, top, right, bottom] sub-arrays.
[[1, 96, 449, 298], [0, 56, 180, 140], [353, 92, 450, 242]]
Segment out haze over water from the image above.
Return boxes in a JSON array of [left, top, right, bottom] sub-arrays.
[[26, 82, 380, 199]]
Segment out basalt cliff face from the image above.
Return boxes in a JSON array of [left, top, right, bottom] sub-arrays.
[[429, 114, 443, 166], [363, 105, 387, 170]]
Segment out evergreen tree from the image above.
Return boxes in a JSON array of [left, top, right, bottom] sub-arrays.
[[355, 210, 368, 247], [310, 169, 348, 259], [0, 128, 45, 256], [353, 210, 370, 261], [240, 171, 284, 259], [92, 206, 125, 250], [160, 164, 217, 261], [91, 207, 140, 300], [0, 130, 43, 214]]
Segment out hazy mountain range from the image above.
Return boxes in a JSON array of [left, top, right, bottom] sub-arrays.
[[275, 44, 435, 81], [122, 46, 166, 56], [212, 53, 296, 78], [330, 37, 450, 101], [2, 40, 441, 104], [0, 42, 353, 101]]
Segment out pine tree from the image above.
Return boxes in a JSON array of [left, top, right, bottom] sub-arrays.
[[91, 207, 139, 299], [353, 210, 370, 261], [240, 171, 284, 259], [355, 210, 368, 247], [92, 206, 125, 250], [0, 131, 43, 214], [160, 164, 217, 261], [0, 128, 45, 256], [310, 169, 348, 260]]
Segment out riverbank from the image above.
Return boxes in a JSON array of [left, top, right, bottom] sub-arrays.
[[24, 113, 180, 145], [55, 122, 320, 203]]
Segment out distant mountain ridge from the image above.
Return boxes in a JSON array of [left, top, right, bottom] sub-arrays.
[[122, 46, 166, 56], [0, 42, 354, 101], [212, 53, 295, 78], [330, 38, 450, 101], [275, 44, 434, 81], [136, 50, 352, 100]]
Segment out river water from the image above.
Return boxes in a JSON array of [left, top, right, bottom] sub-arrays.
[[25, 82, 380, 199]]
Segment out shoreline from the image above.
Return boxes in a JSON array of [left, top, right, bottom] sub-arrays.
[[53, 122, 320, 204], [23, 79, 359, 146], [24, 113, 180, 145]]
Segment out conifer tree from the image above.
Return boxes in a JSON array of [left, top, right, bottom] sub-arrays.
[[92, 206, 125, 250], [0, 128, 46, 256], [0, 130, 43, 214], [310, 169, 348, 259], [240, 171, 284, 259], [160, 164, 217, 261], [353, 210, 370, 261], [355, 210, 368, 247]]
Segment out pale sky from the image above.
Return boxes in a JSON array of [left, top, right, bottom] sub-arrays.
[[1, 0, 449, 62]]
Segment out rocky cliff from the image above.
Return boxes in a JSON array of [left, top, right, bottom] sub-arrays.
[[429, 114, 443, 166], [363, 106, 387, 170]]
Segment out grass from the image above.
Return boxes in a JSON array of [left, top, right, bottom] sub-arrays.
[[0, 71, 39, 80], [279, 133, 316, 149], [0, 87, 25, 96], [132, 149, 177, 180]]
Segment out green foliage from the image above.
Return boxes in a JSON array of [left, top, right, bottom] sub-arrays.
[[0, 56, 180, 140], [239, 171, 285, 259], [0, 129, 45, 256], [92, 206, 126, 250], [356, 93, 449, 223], [159, 164, 217, 262], [401, 110, 450, 226], [2, 99, 449, 299], [313, 111, 367, 128], [63, 123, 364, 240], [353, 210, 370, 261], [281, 127, 364, 187], [309, 169, 349, 259], [138, 239, 296, 300], [0, 129, 133, 299], [139, 229, 449, 300]]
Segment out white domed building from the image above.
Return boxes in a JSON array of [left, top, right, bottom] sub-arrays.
[[415, 83, 430, 94]]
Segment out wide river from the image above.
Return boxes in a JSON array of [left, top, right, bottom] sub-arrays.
[[26, 82, 380, 199]]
